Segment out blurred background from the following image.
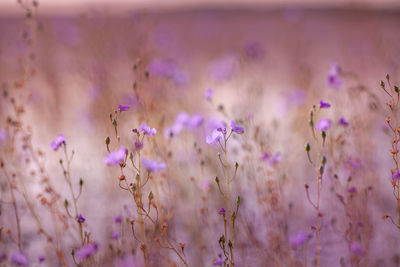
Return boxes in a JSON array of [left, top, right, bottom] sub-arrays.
[[1, 0, 400, 266]]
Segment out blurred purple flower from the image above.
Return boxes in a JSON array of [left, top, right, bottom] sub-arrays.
[[114, 215, 122, 224], [186, 114, 204, 130], [38, 256, 45, 263], [112, 231, 119, 240], [0, 252, 6, 262], [208, 55, 238, 81], [350, 241, 365, 257], [206, 129, 224, 145], [118, 104, 130, 112], [218, 208, 226, 215], [76, 243, 99, 261], [316, 118, 331, 131], [262, 152, 281, 166], [319, 100, 331, 108], [140, 123, 157, 137], [10, 251, 28, 266], [231, 120, 244, 134], [142, 158, 166, 173], [392, 171, 400, 182], [147, 59, 189, 86], [289, 230, 309, 249], [134, 141, 143, 150], [77, 214, 85, 223], [104, 147, 126, 166], [286, 89, 306, 106], [205, 88, 214, 100], [338, 117, 349, 127], [50, 134, 66, 151], [327, 63, 343, 89], [214, 258, 223, 266], [348, 186, 357, 193], [208, 119, 226, 131], [0, 129, 7, 147]]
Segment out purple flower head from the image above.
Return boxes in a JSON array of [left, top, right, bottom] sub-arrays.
[[348, 186, 357, 193], [112, 231, 119, 240], [319, 100, 331, 109], [338, 117, 349, 127], [10, 251, 28, 266], [218, 208, 226, 215], [77, 214, 85, 223], [289, 230, 310, 249], [205, 88, 214, 101], [206, 129, 224, 145], [50, 134, 66, 151], [134, 140, 143, 150], [214, 258, 223, 266], [142, 158, 166, 173], [114, 215, 122, 224], [76, 243, 99, 261], [350, 241, 365, 257], [104, 146, 126, 166], [316, 118, 331, 131], [327, 63, 343, 89], [118, 104, 130, 112], [140, 123, 157, 137], [38, 256, 45, 263], [392, 171, 400, 182], [186, 114, 204, 130], [231, 120, 244, 134]]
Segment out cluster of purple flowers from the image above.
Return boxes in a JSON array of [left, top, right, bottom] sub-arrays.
[[206, 120, 244, 145], [164, 112, 204, 138], [104, 146, 127, 166]]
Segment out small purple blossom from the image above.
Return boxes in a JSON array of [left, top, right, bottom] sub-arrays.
[[338, 117, 349, 127], [38, 256, 45, 263], [327, 63, 343, 89], [214, 258, 223, 266], [104, 147, 126, 166], [50, 134, 66, 151], [140, 123, 157, 137], [77, 214, 85, 223], [392, 171, 400, 182], [186, 114, 204, 130], [289, 230, 309, 249], [10, 251, 28, 266], [118, 104, 130, 111], [76, 243, 99, 261], [134, 140, 143, 150], [350, 241, 365, 257], [142, 158, 166, 173], [205, 88, 214, 101], [348, 186, 357, 193], [218, 208, 226, 215], [206, 129, 224, 145], [319, 100, 331, 109], [114, 215, 122, 224], [112, 231, 120, 240], [316, 118, 331, 131], [231, 120, 244, 134]]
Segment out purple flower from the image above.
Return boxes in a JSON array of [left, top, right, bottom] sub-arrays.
[[206, 129, 224, 145], [327, 63, 343, 89], [140, 123, 157, 137], [218, 208, 226, 215], [319, 100, 331, 109], [214, 258, 223, 266], [77, 214, 85, 223], [50, 134, 66, 151], [10, 251, 28, 266], [112, 231, 119, 240], [231, 120, 244, 134], [118, 104, 130, 111], [392, 171, 400, 182], [104, 147, 126, 166], [262, 152, 281, 166], [338, 117, 349, 127], [316, 118, 331, 131], [186, 114, 204, 130], [76, 243, 99, 261], [38, 256, 45, 263], [205, 88, 214, 100], [134, 141, 143, 150], [350, 241, 365, 257], [289, 230, 309, 249], [142, 158, 166, 173], [114, 215, 122, 224], [348, 186, 357, 193]]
